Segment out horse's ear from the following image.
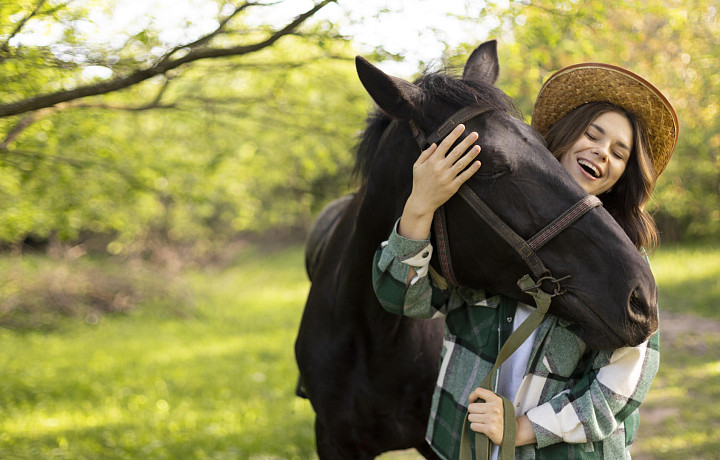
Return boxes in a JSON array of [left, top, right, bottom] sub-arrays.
[[462, 40, 499, 85], [355, 56, 423, 120]]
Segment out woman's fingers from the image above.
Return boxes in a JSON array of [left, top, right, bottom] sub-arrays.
[[467, 387, 505, 444], [446, 129, 479, 163], [415, 142, 437, 165], [469, 387, 498, 404], [435, 124, 467, 155], [452, 144, 481, 173], [456, 159, 482, 184]]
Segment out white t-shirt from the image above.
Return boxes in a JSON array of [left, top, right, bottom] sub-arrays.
[[491, 302, 537, 460]]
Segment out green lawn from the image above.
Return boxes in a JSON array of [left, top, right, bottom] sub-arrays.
[[0, 243, 718, 459], [650, 244, 720, 320], [0, 246, 317, 459]]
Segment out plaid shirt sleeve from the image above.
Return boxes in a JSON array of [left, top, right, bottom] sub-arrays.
[[372, 220, 453, 319], [526, 330, 660, 448]]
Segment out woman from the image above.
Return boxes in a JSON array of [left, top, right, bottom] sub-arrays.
[[372, 63, 678, 459]]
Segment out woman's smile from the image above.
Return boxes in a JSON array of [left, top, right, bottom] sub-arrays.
[[560, 111, 633, 195]]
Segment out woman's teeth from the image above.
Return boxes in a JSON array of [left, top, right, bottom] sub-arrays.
[[578, 159, 600, 178]]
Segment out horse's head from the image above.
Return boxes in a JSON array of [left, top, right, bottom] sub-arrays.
[[355, 41, 658, 349]]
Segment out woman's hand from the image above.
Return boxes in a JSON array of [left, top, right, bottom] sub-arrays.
[[468, 387, 538, 447], [467, 387, 505, 446], [398, 124, 481, 240]]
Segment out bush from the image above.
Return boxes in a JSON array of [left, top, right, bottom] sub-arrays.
[[0, 253, 194, 330]]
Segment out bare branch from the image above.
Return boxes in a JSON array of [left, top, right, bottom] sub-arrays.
[[0, 79, 175, 148], [63, 101, 176, 111], [0, 147, 98, 168], [0, 0, 337, 118], [157, 1, 267, 66], [0, 108, 54, 150], [0, 0, 48, 53]]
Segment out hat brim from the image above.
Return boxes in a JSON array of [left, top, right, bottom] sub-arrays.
[[531, 63, 678, 177]]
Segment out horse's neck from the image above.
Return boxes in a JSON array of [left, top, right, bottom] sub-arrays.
[[334, 191, 408, 333]]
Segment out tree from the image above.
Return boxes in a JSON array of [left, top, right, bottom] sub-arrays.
[[0, 0, 336, 136], [453, 0, 719, 242], [0, 0, 372, 253]]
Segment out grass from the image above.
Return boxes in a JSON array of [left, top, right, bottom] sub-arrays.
[[630, 244, 720, 460], [633, 330, 720, 460], [0, 243, 718, 459], [0, 246, 317, 459], [650, 244, 720, 320]]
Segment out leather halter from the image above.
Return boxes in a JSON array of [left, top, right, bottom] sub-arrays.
[[409, 105, 603, 460], [409, 106, 602, 291]]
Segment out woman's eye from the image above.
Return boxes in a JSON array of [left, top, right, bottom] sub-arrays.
[[613, 151, 626, 160], [585, 132, 597, 140]]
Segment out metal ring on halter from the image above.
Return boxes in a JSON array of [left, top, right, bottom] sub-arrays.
[[521, 274, 572, 297]]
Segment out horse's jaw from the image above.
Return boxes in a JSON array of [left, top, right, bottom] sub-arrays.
[[556, 279, 658, 349]]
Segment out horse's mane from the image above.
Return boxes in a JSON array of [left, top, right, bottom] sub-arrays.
[[353, 69, 521, 182]]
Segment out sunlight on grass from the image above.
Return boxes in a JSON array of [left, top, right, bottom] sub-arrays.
[[650, 244, 720, 319], [1, 243, 718, 459], [0, 245, 318, 459], [633, 325, 720, 460]]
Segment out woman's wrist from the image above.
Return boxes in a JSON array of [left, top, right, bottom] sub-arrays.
[[398, 200, 434, 240], [515, 415, 537, 446]]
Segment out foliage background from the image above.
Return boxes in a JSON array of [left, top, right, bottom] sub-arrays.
[[0, 0, 717, 255], [0, 0, 718, 458]]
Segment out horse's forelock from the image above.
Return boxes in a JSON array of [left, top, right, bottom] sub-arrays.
[[415, 71, 519, 119]]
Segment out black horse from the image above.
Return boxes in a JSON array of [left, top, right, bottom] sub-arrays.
[[295, 41, 658, 459]]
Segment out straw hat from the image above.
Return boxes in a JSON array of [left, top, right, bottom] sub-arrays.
[[531, 63, 679, 177]]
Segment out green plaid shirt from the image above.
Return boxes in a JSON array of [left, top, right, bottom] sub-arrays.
[[372, 222, 660, 460]]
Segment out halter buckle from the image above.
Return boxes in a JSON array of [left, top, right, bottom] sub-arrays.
[[521, 274, 571, 298]]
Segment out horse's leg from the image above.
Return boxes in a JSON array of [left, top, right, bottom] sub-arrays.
[[315, 418, 375, 460]]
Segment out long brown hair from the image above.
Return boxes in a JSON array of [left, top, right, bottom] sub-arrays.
[[543, 101, 658, 251]]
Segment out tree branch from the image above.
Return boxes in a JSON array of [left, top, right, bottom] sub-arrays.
[[0, 0, 337, 118], [0, 79, 175, 149], [156, 1, 270, 66], [0, 0, 48, 54], [0, 147, 98, 168]]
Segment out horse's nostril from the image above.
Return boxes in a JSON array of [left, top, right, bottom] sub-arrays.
[[629, 287, 650, 316], [626, 286, 659, 345]]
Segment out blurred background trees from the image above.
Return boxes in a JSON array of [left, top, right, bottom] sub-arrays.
[[0, 0, 717, 261], [0, 0, 365, 262]]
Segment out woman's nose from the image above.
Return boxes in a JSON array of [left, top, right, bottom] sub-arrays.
[[595, 143, 611, 161]]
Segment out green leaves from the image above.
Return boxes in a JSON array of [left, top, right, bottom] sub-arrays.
[[0, 1, 363, 252], [0, 0, 717, 251], [478, 0, 719, 242]]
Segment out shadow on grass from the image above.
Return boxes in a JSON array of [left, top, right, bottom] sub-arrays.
[[0, 245, 318, 459], [1, 339, 319, 459], [1, 416, 317, 460]]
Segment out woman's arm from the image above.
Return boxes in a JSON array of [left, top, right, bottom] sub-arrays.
[[525, 332, 660, 447], [467, 332, 658, 447], [373, 124, 482, 318]]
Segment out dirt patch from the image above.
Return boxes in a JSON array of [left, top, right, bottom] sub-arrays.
[[659, 310, 720, 344]]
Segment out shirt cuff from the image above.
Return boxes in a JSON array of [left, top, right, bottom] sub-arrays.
[[390, 219, 432, 260], [526, 398, 589, 448], [378, 219, 433, 284]]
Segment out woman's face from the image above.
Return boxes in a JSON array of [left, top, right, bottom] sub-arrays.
[[559, 111, 633, 196]]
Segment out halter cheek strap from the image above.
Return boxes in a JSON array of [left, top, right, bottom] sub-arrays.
[[409, 106, 493, 149], [408, 105, 603, 460]]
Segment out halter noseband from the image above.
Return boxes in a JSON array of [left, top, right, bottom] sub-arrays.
[[408, 105, 602, 460]]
